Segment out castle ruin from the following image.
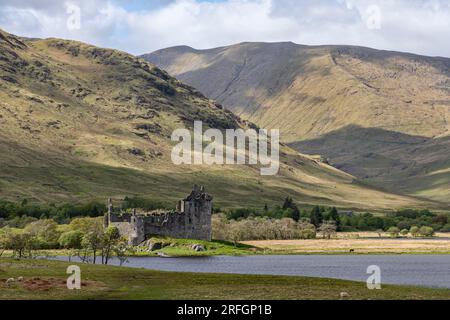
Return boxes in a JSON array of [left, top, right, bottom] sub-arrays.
[[104, 185, 213, 246]]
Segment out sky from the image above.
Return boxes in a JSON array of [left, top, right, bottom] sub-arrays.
[[0, 0, 449, 57]]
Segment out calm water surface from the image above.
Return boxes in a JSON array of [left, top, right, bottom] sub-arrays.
[[53, 255, 450, 289]]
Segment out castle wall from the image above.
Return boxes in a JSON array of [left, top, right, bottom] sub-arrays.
[[183, 199, 212, 241], [143, 212, 187, 240], [106, 186, 213, 244]]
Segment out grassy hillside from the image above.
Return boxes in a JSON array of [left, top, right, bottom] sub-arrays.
[[144, 43, 450, 204], [0, 29, 436, 211]]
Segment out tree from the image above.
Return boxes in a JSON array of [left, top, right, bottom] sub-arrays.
[[319, 221, 337, 239], [59, 230, 84, 249], [25, 219, 60, 248], [419, 226, 434, 238], [81, 226, 104, 264], [282, 197, 293, 210], [400, 229, 409, 236], [282, 197, 300, 222], [70, 217, 103, 233], [113, 240, 131, 266], [310, 206, 323, 228], [410, 226, 420, 238], [328, 207, 341, 230], [387, 227, 400, 238], [0, 228, 10, 257], [7, 232, 37, 258], [228, 221, 247, 246], [101, 226, 120, 265]]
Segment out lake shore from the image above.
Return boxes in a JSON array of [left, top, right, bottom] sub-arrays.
[[1, 257, 450, 300], [243, 237, 450, 255], [2, 233, 449, 258]]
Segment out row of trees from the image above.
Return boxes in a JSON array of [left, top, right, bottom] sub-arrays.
[[225, 199, 450, 233], [212, 214, 340, 243], [0, 200, 107, 226], [0, 218, 129, 265], [226, 198, 342, 229], [387, 226, 435, 238], [0, 197, 170, 227]]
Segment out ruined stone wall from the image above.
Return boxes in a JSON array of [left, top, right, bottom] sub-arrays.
[[106, 186, 213, 245]]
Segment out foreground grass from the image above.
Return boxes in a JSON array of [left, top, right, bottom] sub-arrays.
[[1, 258, 450, 300]]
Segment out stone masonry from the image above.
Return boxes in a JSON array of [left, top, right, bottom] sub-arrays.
[[104, 185, 213, 246]]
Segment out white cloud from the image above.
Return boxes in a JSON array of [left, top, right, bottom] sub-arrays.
[[0, 0, 449, 57]]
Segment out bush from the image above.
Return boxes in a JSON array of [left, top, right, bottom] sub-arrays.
[[400, 229, 409, 236], [440, 224, 450, 232], [59, 230, 84, 249], [298, 228, 316, 239]]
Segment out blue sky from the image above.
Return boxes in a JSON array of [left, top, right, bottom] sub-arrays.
[[0, 0, 449, 57]]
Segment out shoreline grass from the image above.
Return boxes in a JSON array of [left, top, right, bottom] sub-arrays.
[[2, 235, 450, 258], [0, 258, 449, 300]]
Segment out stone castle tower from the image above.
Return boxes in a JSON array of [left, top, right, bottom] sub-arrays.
[[105, 185, 213, 245]]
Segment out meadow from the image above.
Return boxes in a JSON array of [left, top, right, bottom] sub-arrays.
[[1, 258, 450, 300]]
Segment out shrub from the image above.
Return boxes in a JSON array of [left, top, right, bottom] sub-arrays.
[[298, 228, 316, 239]]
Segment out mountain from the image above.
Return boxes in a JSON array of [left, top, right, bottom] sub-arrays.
[[0, 29, 437, 211], [143, 42, 450, 204]]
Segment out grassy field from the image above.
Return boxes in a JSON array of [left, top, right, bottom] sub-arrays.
[[1, 258, 450, 300], [0, 238, 259, 258], [243, 236, 450, 255]]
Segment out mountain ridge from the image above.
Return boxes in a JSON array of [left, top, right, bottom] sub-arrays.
[[143, 42, 450, 204], [0, 28, 432, 211]]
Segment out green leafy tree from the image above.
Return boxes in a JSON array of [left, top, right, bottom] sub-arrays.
[[310, 206, 323, 228], [101, 226, 120, 265], [328, 207, 341, 230], [7, 232, 37, 258], [400, 229, 409, 236], [419, 226, 434, 238], [410, 226, 420, 238], [25, 219, 60, 248], [59, 230, 84, 249], [81, 222, 104, 264], [387, 227, 400, 238]]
